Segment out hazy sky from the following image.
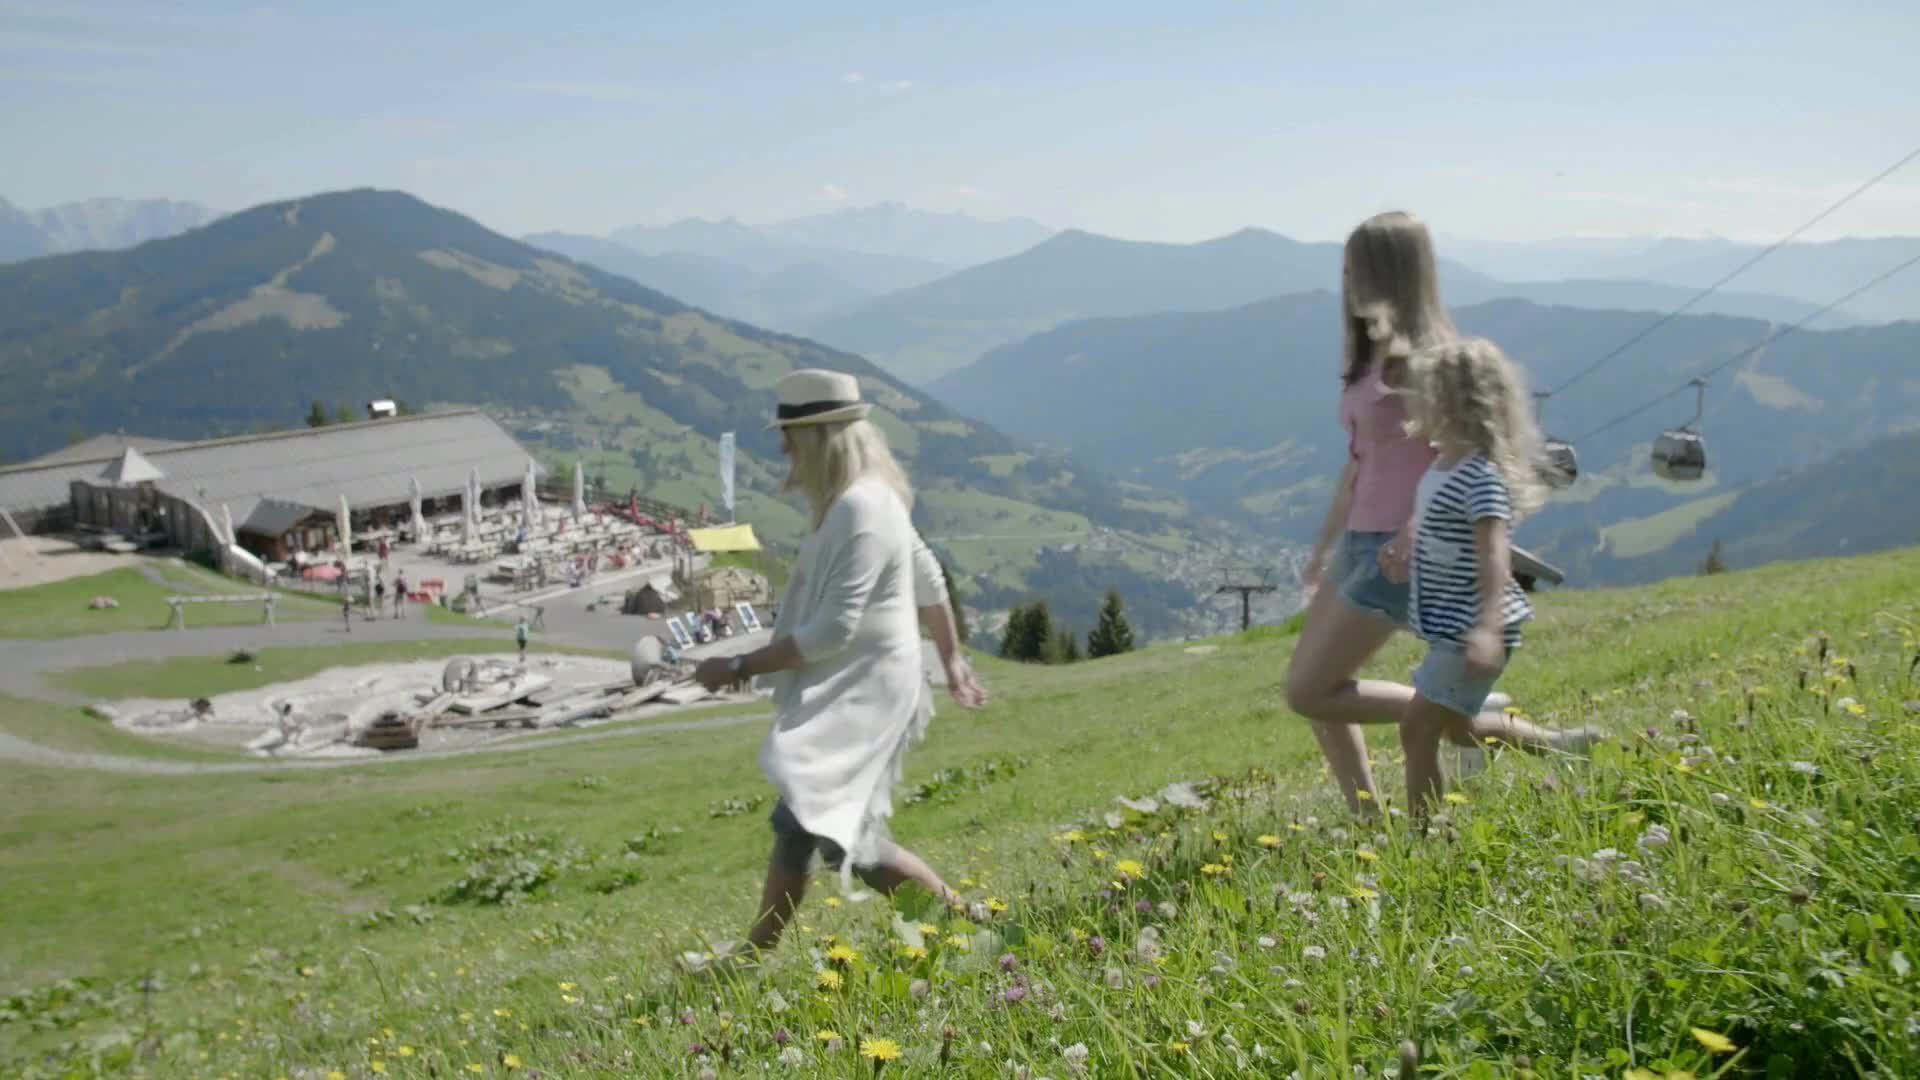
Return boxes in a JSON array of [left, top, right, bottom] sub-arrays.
[[4, 1, 1919, 243]]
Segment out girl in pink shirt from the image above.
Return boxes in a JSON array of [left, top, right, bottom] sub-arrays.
[[1286, 212, 1593, 814]]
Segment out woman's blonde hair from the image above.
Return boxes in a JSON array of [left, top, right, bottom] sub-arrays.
[[782, 418, 914, 529], [1342, 211, 1458, 386], [1404, 338, 1548, 519]]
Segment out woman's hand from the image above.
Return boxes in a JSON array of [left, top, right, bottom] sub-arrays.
[[944, 655, 987, 709], [1461, 626, 1504, 677], [693, 657, 736, 692], [1300, 547, 1330, 594], [1378, 529, 1413, 583]]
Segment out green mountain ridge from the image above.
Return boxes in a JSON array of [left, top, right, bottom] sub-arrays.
[[930, 291, 1920, 581], [0, 188, 1253, 640]]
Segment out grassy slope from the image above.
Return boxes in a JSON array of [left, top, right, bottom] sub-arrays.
[[0, 563, 338, 638], [3, 550, 1918, 1076]]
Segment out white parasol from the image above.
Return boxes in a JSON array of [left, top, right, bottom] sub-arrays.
[[220, 503, 237, 547], [521, 458, 539, 532], [571, 460, 586, 523], [336, 494, 352, 555], [408, 476, 427, 543]]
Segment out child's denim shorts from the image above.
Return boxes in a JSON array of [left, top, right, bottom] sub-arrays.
[[1332, 529, 1409, 626], [1413, 641, 1509, 719]]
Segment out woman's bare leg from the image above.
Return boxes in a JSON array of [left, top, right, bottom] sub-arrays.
[[1285, 585, 1406, 811], [745, 853, 809, 951], [852, 846, 959, 905]]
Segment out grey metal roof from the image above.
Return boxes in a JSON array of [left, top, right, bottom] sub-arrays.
[[23, 433, 185, 467], [0, 410, 540, 516], [236, 497, 325, 537]]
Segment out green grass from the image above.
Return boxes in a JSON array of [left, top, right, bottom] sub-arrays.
[[1601, 490, 1742, 558], [0, 696, 247, 763], [0, 564, 337, 638], [4, 550, 1919, 1076]]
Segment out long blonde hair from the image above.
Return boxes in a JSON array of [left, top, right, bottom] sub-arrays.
[[783, 418, 914, 529], [1404, 338, 1548, 519], [1342, 211, 1458, 386]]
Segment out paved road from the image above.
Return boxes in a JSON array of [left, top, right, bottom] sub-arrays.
[[0, 707, 767, 775]]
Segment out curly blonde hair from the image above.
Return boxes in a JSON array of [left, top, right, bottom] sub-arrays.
[[1342, 211, 1458, 386], [782, 418, 914, 530], [1403, 338, 1548, 519]]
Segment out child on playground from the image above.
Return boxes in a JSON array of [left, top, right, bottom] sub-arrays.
[[1388, 338, 1597, 813]]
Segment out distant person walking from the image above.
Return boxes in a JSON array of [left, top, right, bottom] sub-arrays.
[[374, 576, 386, 616], [393, 572, 408, 619], [341, 593, 353, 634], [514, 616, 530, 662], [682, 368, 985, 976]]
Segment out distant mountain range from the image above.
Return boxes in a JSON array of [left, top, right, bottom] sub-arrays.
[[930, 291, 1920, 583], [0, 188, 1251, 641], [0, 196, 221, 262], [807, 227, 1851, 384], [613, 202, 1054, 268], [1443, 234, 1920, 324]]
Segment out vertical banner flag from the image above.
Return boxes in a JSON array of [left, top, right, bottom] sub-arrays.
[[719, 432, 736, 519]]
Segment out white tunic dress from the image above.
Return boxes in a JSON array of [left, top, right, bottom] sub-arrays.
[[759, 476, 947, 884]]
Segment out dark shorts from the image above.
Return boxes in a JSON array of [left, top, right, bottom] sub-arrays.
[[769, 800, 891, 874], [1332, 529, 1410, 626]]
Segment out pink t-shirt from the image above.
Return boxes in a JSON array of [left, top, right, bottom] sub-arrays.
[[1339, 370, 1436, 533]]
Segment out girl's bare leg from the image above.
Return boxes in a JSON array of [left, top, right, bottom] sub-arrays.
[[1285, 585, 1406, 811], [745, 854, 809, 951], [1401, 694, 1472, 816]]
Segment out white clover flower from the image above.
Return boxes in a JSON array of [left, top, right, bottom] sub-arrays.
[[1258, 936, 1278, 949], [1791, 761, 1819, 776], [1710, 793, 1732, 807], [1063, 1042, 1089, 1067], [778, 1047, 805, 1066], [1638, 892, 1667, 911], [1637, 825, 1671, 850], [1186, 1020, 1207, 1038], [1303, 945, 1327, 962], [1591, 847, 1621, 862]]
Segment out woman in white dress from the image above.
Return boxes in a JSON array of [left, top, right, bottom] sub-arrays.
[[691, 369, 986, 966]]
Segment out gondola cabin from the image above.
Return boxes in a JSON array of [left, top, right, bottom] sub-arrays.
[[1539, 438, 1579, 488], [1651, 429, 1707, 481]]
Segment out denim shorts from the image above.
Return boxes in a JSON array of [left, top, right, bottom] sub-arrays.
[[768, 800, 892, 874], [1332, 529, 1409, 626], [1413, 641, 1509, 719]]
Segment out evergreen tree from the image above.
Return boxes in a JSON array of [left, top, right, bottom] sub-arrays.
[[998, 603, 1028, 660], [1699, 539, 1728, 576], [998, 600, 1054, 662], [1048, 626, 1081, 664], [1086, 589, 1137, 658], [306, 400, 330, 428]]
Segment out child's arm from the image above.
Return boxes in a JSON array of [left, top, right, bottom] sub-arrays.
[[1464, 517, 1511, 674]]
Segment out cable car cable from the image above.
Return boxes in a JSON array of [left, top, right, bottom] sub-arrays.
[[1544, 143, 1920, 400], [1568, 247, 1920, 444]]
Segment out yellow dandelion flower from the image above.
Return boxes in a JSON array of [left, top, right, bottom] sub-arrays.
[[1483, 735, 1500, 746], [1091, 848, 1110, 861], [326, 1072, 347, 1080], [459, 1012, 474, 1023], [826, 943, 860, 964], [985, 897, 1009, 913], [382, 1026, 395, 1038], [898, 944, 928, 959], [1844, 701, 1867, 716], [816, 969, 843, 990], [1674, 761, 1695, 774], [1056, 829, 1086, 843], [860, 1037, 903, 1062], [503, 1053, 523, 1069], [1691, 1027, 1737, 1053], [1350, 884, 1379, 900], [816, 1029, 842, 1042], [370, 1063, 387, 1076], [493, 1007, 512, 1018], [1288, 823, 1306, 832], [1115, 859, 1145, 878], [398, 1046, 415, 1058], [558, 981, 576, 991], [1211, 830, 1229, 842], [1749, 797, 1769, 809], [1257, 834, 1282, 848], [959, 877, 978, 887], [560, 994, 580, 1005], [1168, 1040, 1190, 1053], [629, 1017, 650, 1027], [1201, 862, 1228, 875], [1070, 927, 1089, 941], [1623, 1070, 1659, 1080], [466, 1066, 484, 1075], [917, 921, 940, 935], [945, 933, 971, 949], [1443, 792, 1469, 805], [1356, 788, 1374, 801], [300, 966, 316, 978], [1355, 848, 1379, 862], [823, 896, 843, 908]]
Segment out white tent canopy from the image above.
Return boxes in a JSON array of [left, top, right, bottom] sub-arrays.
[[98, 446, 165, 487]]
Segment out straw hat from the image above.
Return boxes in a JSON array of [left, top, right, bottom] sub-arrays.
[[768, 368, 872, 428]]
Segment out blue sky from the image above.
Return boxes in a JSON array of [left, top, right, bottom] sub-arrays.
[[3, 0, 1918, 243]]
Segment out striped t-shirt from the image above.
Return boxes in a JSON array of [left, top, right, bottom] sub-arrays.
[[1409, 452, 1533, 647]]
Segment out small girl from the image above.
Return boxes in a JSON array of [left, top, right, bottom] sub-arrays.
[[1395, 338, 1597, 811]]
